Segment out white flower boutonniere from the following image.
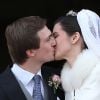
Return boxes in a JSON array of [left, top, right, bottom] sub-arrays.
[[48, 75, 61, 94]]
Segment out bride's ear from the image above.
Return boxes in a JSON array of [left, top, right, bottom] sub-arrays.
[[71, 32, 80, 44]]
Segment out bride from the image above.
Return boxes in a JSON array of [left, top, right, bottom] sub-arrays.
[[53, 9, 100, 100]]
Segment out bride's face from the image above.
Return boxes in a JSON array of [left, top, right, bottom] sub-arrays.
[[53, 23, 73, 60]]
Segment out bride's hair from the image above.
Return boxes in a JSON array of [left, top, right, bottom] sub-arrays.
[[54, 11, 81, 36], [54, 10, 87, 49]]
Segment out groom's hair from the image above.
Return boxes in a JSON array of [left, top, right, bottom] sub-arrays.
[[5, 16, 46, 64]]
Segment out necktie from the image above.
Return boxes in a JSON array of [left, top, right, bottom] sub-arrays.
[[33, 75, 43, 100]]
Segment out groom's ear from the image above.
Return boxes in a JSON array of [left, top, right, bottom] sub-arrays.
[[71, 32, 80, 44], [26, 49, 36, 57]]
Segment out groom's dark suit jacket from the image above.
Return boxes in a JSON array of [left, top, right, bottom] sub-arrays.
[[0, 65, 64, 100]]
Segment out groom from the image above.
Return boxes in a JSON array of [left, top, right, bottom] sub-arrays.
[[0, 16, 64, 100]]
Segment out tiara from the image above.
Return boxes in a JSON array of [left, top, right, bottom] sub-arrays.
[[66, 10, 77, 16]]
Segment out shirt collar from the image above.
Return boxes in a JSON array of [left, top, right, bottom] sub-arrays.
[[11, 63, 42, 86]]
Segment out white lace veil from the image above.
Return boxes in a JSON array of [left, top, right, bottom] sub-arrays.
[[77, 9, 100, 58]]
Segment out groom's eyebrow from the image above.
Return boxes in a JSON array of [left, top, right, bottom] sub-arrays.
[[53, 32, 57, 34], [52, 32, 58, 38], [49, 33, 53, 37], [48, 33, 53, 38], [46, 33, 54, 41], [53, 32, 58, 35], [52, 32, 56, 36]]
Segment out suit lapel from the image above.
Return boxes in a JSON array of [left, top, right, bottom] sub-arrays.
[[41, 66, 57, 100], [0, 67, 27, 100]]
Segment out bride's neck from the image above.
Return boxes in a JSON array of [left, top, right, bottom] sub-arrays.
[[65, 47, 83, 67]]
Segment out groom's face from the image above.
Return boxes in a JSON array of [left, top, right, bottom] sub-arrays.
[[35, 26, 56, 62], [53, 23, 72, 60]]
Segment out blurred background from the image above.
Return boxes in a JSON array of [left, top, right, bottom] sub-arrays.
[[0, 0, 100, 72]]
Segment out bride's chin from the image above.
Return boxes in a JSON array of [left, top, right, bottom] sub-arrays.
[[54, 54, 62, 60]]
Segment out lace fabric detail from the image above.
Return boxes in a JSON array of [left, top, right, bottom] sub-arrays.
[[88, 16, 97, 38]]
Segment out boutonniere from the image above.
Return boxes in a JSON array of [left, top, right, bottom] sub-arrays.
[[48, 74, 61, 94]]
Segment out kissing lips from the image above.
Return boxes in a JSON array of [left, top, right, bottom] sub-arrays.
[[53, 47, 56, 60]]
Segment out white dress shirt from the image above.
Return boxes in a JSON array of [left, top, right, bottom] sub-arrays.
[[11, 63, 44, 97]]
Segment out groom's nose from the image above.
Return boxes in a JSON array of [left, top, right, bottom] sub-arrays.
[[51, 36, 57, 48]]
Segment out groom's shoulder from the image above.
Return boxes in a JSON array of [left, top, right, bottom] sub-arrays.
[[0, 64, 13, 82]]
